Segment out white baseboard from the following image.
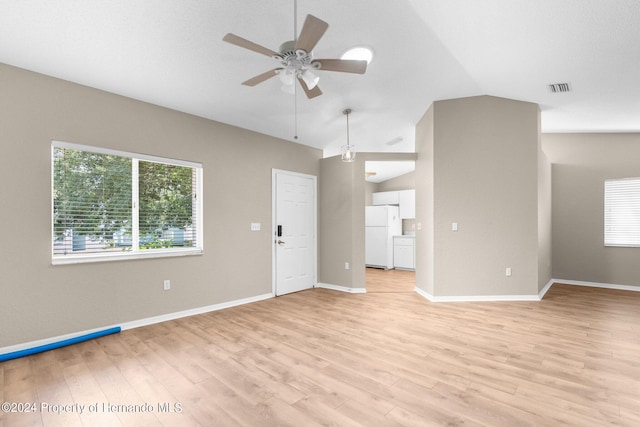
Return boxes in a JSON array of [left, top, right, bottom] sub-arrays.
[[415, 277, 639, 303], [316, 283, 366, 294], [414, 286, 434, 301], [118, 293, 274, 331], [0, 292, 273, 356], [538, 279, 555, 300], [415, 286, 540, 302], [552, 278, 640, 292]]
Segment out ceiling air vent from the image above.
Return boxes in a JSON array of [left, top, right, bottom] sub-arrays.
[[386, 136, 403, 146], [548, 82, 571, 93]]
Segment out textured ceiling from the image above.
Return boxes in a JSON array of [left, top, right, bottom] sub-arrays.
[[1, 0, 638, 160]]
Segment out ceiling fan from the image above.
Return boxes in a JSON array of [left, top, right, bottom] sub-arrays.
[[223, 11, 367, 99]]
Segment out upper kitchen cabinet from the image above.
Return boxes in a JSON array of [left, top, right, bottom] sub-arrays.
[[372, 191, 399, 205], [372, 189, 415, 219], [398, 189, 415, 219]]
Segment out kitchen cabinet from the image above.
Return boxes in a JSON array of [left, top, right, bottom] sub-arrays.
[[372, 191, 399, 205], [393, 236, 415, 270], [372, 189, 415, 219], [398, 189, 415, 219]]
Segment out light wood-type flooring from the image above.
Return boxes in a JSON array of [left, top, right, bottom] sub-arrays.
[[2, 282, 640, 426], [366, 267, 415, 293]]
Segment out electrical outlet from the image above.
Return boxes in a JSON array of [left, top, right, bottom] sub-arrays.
[[505, 268, 512, 277], [250, 223, 261, 231], [345, 262, 350, 270], [163, 279, 171, 290]]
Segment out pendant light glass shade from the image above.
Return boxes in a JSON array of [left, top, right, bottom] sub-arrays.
[[341, 108, 356, 162], [341, 144, 356, 162]]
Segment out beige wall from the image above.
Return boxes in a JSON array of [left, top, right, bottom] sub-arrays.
[[319, 157, 362, 288], [376, 171, 416, 192], [365, 180, 377, 206], [537, 131, 553, 292], [543, 133, 640, 288], [416, 96, 546, 297], [415, 105, 435, 295], [0, 64, 321, 347]]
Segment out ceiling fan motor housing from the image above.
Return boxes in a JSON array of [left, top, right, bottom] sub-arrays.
[[275, 40, 315, 71]]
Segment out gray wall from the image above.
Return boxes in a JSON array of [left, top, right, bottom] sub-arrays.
[[543, 133, 640, 288], [416, 96, 548, 297], [0, 64, 321, 347]]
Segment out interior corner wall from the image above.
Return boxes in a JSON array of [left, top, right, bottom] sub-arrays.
[[415, 105, 435, 295], [318, 156, 365, 289], [420, 96, 542, 297], [537, 130, 552, 292], [542, 133, 640, 289], [0, 63, 322, 347]]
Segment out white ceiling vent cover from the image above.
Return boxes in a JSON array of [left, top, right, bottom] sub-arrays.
[[548, 82, 571, 93]]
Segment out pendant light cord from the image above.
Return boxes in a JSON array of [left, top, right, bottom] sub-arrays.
[[343, 108, 352, 147], [346, 110, 350, 147], [294, 82, 298, 139]]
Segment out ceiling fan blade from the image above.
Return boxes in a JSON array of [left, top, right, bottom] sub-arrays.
[[297, 77, 322, 99], [314, 59, 367, 74], [242, 69, 279, 86], [223, 33, 278, 57], [295, 15, 329, 53]]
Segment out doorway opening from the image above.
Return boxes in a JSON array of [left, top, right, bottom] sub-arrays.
[[365, 160, 416, 293]]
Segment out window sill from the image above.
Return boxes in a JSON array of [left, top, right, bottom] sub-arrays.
[[51, 248, 204, 265]]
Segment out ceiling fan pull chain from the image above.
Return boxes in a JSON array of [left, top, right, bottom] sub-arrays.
[[294, 76, 298, 139]]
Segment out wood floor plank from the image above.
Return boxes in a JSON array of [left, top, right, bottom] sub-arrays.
[[2, 282, 640, 426]]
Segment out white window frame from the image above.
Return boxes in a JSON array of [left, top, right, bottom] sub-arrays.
[[604, 177, 640, 247], [51, 141, 203, 265]]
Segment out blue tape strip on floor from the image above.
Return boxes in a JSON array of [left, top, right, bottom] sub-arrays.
[[0, 326, 121, 362]]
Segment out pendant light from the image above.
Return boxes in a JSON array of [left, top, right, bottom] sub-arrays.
[[341, 108, 356, 162]]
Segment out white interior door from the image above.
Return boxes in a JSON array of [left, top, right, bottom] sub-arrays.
[[273, 170, 316, 296]]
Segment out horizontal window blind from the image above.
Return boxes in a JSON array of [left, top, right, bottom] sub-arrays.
[[52, 142, 202, 262], [604, 178, 640, 247]]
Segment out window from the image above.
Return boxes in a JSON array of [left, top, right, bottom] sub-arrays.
[[52, 141, 203, 264], [604, 178, 640, 247]]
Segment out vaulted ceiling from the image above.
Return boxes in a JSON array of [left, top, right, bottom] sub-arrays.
[[1, 0, 638, 157]]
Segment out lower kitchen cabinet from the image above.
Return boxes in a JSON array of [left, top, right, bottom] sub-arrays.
[[393, 236, 415, 270]]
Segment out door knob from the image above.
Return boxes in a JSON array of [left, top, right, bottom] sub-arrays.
[[277, 240, 285, 245]]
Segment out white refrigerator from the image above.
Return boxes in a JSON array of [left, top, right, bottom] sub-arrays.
[[366, 205, 402, 269]]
